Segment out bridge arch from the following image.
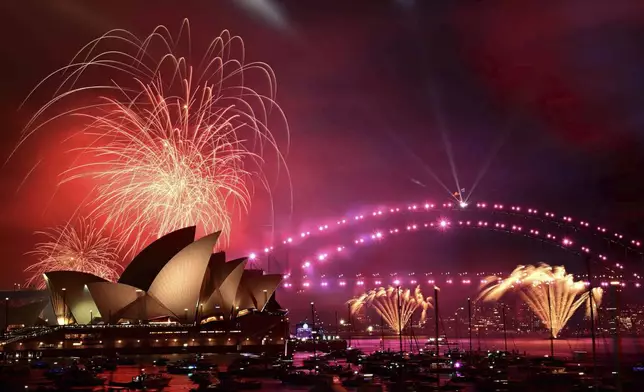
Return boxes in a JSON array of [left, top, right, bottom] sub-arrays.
[[246, 200, 643, 291]]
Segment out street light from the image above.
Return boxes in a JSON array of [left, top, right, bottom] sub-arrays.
[[4, 297, 9, 336], [339, 319, 345, 325], [61, 288, 67, 326]]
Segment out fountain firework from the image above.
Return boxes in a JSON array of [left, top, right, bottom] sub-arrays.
[[478, 264, 603, 338], [25, 218, 122, 289], [20, 20, 289, 253], [349, 286, 433, 333]]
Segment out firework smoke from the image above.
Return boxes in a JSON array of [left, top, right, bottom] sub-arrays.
[[21, 20, 289, 253], [349, 286, 433, 333], [25, 218, 122, 289], [478, 264, 603, 338]]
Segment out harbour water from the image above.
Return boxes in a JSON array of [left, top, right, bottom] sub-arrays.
[[17, 336, 644, 391]]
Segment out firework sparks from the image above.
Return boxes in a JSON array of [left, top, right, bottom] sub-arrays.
[[25, 219, 122, 289], [478, 264, 603, 338], [349, 286, 433, 333], [21, 20, 289, 253]]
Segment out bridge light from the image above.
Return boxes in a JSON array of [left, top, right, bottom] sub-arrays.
[[459, 202, 468, 208], [439, 220, 448, 228]]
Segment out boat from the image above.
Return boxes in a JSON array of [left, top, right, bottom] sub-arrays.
[[154, 357, 170, 366], [168, 359, 217, 374], [189, 381, 220, 391], [190, 370, 217, 386], [197, 377, 261, 391], [426, 337, 459, 347], [341, 373, 382, 388], [110, 372, 172, 389], [133, 373, 172, 389], [167, 361, 199, 374]]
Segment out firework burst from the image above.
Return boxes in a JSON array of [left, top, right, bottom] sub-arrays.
[[478, 264, 603, 338], [25, 218, 122, 289], [349, 286, 433, 333], [21, 20, 289, 253]]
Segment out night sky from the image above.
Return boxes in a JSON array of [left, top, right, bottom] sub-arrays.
[[2, 0, 644, 289]]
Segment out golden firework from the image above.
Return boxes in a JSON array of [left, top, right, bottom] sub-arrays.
[[25, 218, 122, 289], [349, 286, 433, 333], [20, 20, 289, 254], [478, 264, 603, 338]]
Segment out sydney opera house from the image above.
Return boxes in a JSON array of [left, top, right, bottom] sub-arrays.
[[0, 227, 287, 356]]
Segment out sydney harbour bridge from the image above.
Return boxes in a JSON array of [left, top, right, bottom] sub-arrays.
[[254, 199, 641, 280], [249, 198, 643, 316]]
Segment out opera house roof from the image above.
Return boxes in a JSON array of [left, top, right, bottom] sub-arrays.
[[21, 227, 283, 326]]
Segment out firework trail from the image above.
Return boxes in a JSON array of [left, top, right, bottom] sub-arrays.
[[478, 264, 603, 338], [349, 286, 433, 333], [20, 19, 289, 253], [25, 218, 122, 289]]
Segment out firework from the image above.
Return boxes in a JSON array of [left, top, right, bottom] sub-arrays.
[[25, 218, 122, 289], [478, 264, 603, 338], [349, 286, 433, 333], [21, 20, 289, 253]]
